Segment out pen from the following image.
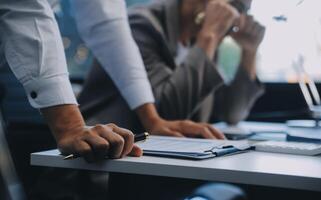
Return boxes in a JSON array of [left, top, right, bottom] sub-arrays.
[[63, 132, 149, 160]]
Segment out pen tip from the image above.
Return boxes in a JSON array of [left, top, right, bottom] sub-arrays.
[[63, 154, 74, 160]]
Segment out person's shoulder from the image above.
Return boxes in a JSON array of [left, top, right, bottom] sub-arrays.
[[128, 2, 164, 29], [128, 2, 167, 46]]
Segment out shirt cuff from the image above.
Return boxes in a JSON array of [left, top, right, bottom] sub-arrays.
[[23, 75, 78, 109], [120, 80, 155, 110]]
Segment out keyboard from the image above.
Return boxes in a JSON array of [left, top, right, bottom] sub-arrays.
[[254, 141, 321, 156]]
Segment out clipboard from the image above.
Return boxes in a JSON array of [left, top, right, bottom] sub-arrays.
[[136, 136, 253, 160]]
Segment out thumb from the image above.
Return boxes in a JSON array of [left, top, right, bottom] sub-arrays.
[[129, 144, 143, 157]]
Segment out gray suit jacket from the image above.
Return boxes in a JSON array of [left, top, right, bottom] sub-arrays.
[[78, 0, 264, 132]]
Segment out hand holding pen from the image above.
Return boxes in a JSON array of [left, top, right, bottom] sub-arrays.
[[63, 132, 149, 160]]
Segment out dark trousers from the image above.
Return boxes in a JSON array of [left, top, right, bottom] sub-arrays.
[[107, 173, 321, 200], [107, 173, 206, 200]]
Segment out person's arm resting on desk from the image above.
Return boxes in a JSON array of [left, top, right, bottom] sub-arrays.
[[0, 0, 142, 162]]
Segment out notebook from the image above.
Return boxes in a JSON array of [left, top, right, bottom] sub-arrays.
[[136, 136, 253, 160], [286, 127, 321, 143]]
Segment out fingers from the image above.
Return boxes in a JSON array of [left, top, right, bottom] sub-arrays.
[[94, 124, 125, 159], [161, 128, 185, 137], [234, 14, 246, 32], [177, 120, 226, 139], [242, 15, 265, 35], [107, 124, 135, 157], [199, 126, 216, 139], [58, 123, 142, 162], [203, 0, 240, 37], [83, 133, 110, 158], [257, 24, 266, 41], [203, 124, 226, 140], [178, 121, 215, 139], [73, 140, 96, 163], [244, 15, 255, 33], [129, 144, 143, 157], [218, 2, 240, 28], [65, 127, 110, 162]]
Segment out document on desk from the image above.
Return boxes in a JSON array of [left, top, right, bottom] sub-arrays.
[[136, 136, 253, 160]]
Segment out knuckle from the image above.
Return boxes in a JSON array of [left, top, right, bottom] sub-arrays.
[[229, 10, 238, 18], [79, 147, 91, 155], [217, 1, 224, 6], [201, 127, 211, 134], [107, 123, 117, 128], [123, 131, 134, 140], [183, 120, 193, 125], [86, 130, 97, 137], [96, 141, 109, 150], [179, 120, 185, 126], [113, 137, 125, 147], [94, 124, 105, 131], [83, 129, 91, 135]]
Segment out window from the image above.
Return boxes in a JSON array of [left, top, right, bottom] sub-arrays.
[[54, 0, 321, 83], [251, 0, 321, 82]]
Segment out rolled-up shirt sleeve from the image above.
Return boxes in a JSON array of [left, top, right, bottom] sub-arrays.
[[71, 0, 155, 110], [0, 0, 77, 108]]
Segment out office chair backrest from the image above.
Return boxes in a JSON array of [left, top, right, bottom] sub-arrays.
[[0, 83, 26, 200]]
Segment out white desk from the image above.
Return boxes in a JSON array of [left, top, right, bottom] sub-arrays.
[[30, 122, 321, 192]]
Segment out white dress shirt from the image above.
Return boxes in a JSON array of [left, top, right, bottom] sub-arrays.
[[0, 0, 77, 108], [0, 0, 155, 110], [71, 0, 155, 110]]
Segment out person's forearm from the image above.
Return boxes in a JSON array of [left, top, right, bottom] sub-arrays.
[[41, 105, 85, 143], [135, 103, 161, 132], [196, 31, 220, 60], [240, 50, 257, 80], [41, 104, 143, 160]]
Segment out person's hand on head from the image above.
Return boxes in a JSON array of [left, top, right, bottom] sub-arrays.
[[42, 105, 142, 163], [231, 15, 265, 53], [231, 15, 265, 79], [196, 0, 240, 59]]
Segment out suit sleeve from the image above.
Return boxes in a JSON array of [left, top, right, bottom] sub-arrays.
[[213, 67, 265, 124]]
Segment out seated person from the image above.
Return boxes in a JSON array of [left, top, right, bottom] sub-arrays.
[[78, 0, 265, 135]]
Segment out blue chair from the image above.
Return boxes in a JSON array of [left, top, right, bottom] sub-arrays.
[[185, 183, 247, 200]]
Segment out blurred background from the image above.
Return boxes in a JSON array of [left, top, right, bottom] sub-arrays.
[[41, 0, 321, 121], [53, 0, 321, 83], [1, 0, 320, 198], [1, 0, 321, 127]]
